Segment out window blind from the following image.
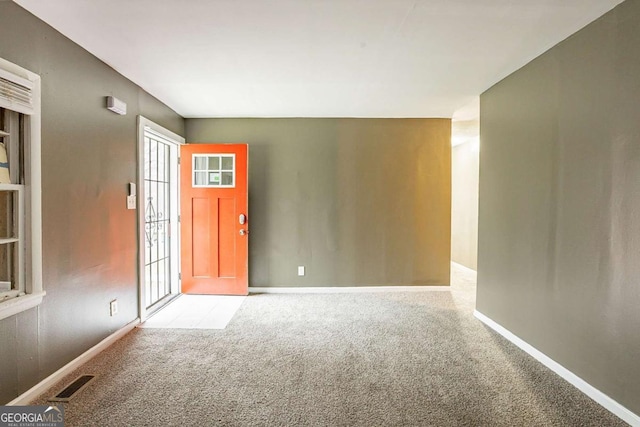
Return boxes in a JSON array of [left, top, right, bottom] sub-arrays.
[[0, 68, 33, 115]]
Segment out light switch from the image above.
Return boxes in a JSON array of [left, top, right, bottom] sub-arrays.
[[298, 266, 305, 276]]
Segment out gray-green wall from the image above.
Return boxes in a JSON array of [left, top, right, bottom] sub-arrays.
[[478, 0, 640, 416], [187, 118, 451, 287], [0, 2, 184, 403]]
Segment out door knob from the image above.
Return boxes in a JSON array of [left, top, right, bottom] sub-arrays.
[[239, 229, 249, 236]]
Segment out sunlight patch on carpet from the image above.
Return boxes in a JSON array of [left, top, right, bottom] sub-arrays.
[[139, 295, 246, 329]]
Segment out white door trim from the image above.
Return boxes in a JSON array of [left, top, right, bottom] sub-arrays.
[[137, 116, 185, 321]]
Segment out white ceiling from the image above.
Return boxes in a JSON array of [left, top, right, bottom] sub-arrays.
[[15, 0, 623, 118]]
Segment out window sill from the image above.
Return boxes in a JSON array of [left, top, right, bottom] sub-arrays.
[[0, 291, 45, 321]]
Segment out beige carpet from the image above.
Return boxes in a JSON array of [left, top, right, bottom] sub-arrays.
[[33, 264, 626, 426]]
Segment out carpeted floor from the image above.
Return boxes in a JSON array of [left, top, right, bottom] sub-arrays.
[[33, 264, 626, 426]]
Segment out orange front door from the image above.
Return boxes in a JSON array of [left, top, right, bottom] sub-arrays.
[[180, 144, 248, 295]]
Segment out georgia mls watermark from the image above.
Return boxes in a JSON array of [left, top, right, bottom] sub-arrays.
[[0, 406, 64, 427]]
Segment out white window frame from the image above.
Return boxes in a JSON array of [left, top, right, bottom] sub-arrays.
[[0, 57, 44, 321], [192, 154, 236, 188], [137, 116, 184, 321]]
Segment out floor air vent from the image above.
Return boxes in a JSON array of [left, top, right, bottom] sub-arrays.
[[49, 375, 96, 402]]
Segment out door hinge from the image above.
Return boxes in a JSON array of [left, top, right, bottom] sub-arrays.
[[178, 157, 181, 165], [178, 273, 182, 280], [178, 215, 181, 222]]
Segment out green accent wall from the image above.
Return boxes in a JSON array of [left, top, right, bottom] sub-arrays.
[[0, 2, 184, 403], [478, 0, 640, 416], [187, 118, 451, 287]]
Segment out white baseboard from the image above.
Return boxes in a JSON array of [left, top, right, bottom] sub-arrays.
[[473, 310, 640, 427], [451, 261, 477, 274], [7, 318, 140, 405], [249, 285, 451, 294]]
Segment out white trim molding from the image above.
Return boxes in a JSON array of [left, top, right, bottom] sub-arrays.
[[0, 292, 44, 320], [474, 310, 640, 427], [6, 318, 140, 405], [136, 116, 185, 322], [249, 285, 451, 294], [0, 57, 43, 321], [451, 261, 476, 274]]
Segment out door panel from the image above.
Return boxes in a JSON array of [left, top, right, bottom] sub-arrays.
[[218, 198, 236, 277], [181, 144, 248, 295], [191, 197, 211, 277]]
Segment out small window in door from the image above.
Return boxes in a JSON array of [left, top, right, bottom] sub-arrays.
[[192, 154, 235, 188]]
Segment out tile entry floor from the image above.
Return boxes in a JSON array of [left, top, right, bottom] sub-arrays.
[[139, 294, 246, 329]]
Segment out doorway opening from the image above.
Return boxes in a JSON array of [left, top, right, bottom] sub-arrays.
[[137, 117, 184, 320], [451, 99, 479, 272]]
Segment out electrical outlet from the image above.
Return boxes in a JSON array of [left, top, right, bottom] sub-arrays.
[[126, 195, 136, 210], [298, 266, 305, 276], [110, 299, 118, 316]]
